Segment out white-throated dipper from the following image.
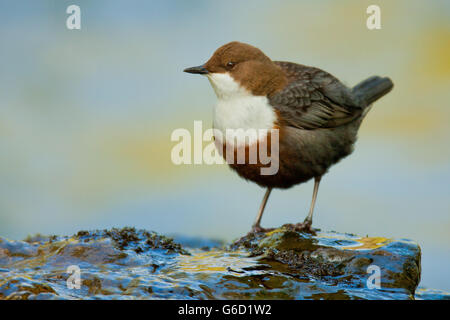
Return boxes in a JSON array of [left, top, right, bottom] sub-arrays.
[[184, 41, 393, 233]]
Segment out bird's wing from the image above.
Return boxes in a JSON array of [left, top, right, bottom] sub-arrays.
[[270, 61, 363, 130]]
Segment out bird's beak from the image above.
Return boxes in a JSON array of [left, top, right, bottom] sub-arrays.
[[183, 65, 209, 75]]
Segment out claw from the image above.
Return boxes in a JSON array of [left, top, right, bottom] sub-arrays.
[[250, 225, 274, 234], [282, 220, 316, 234]]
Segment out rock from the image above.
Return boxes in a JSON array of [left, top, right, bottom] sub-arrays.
[[230, 228, 421, 299], [0, 226, 443, 300]]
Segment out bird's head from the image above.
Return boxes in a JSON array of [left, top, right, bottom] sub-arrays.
[[184, 42, 286, 99]]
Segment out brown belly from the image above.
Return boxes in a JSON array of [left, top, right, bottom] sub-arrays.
[[216, 125, 357, 189], [227, 146, 317, 189]]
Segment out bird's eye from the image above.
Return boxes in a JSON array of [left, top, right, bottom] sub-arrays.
[[226, 61, 235, 69]]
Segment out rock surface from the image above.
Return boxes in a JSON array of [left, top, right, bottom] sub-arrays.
[[0, 226, 445, 300]]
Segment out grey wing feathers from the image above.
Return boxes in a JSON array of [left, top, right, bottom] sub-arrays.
[[270, 62, 363, 130]]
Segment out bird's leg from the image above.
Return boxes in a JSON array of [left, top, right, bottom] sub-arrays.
[[251, 187, 273, 233], [294, 176, 321, 231], [305, 176, 321, 224]]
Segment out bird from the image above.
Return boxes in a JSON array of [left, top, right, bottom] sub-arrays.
[[184, 41, 393, 233]]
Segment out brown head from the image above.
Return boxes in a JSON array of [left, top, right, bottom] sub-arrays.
[[184, 42, 287, 98]]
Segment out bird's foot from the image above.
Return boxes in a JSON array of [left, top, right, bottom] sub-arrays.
[[283, 220, 315, 234], [249, 225, 274, 234]]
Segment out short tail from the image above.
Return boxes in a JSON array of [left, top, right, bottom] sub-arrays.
[[352, 76, 394, 106]]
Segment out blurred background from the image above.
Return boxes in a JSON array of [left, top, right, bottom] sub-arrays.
[[0, 0, 449, 291]]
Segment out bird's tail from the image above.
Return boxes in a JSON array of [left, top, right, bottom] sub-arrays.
[[352, 76, 394, 106]]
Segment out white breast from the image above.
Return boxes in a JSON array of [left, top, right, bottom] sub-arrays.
[[207, 73, 276, 145]]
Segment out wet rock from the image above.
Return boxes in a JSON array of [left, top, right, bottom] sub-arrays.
[[0, 226, 444, 300], [230, 228, 421, 298]]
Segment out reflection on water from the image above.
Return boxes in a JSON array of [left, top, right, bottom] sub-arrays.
[[177, 251, 258, 273], [316, 232, 392, 250]]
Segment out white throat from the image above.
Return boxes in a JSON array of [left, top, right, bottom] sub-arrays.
[[207, 73, 276, 144]]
